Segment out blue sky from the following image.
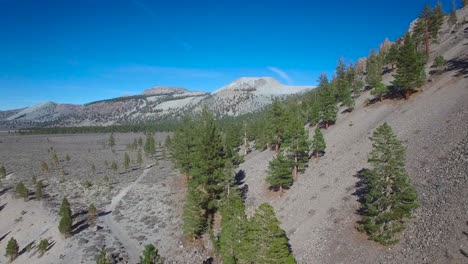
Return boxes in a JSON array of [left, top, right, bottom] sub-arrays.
[[0, 0, 458, 109]]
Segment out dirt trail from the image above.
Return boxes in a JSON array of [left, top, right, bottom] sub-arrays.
[[102, 165, 153, 263]]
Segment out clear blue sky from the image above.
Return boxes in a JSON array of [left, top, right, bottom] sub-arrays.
[[0, 0, 457, 110]]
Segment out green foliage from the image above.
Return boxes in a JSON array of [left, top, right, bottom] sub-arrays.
[[385, 44, 399, 68], [358, 123, 418, 245], [137, 150, 143, 167], [124, 152, 130, 172], [88, 204, 97, 224], [433, 55, 447, 72], [366, 50, 383, 87], [182, 186, 207, 239], [59, 197, 73, 237], [449, 1, 458, 26], [219, 188, 247, 264], [16, 182, 29, 201], [144, 132, 156, 157], [52, 152, 59, 166], [413, 2, 445, 48], [283, 114, 311, 176], [65, 154, 71, 162], [243, 203, 296, 264], [392, 34, 426, 94], [96, 249, 111, 264], [36, 180, 43, 201], [111, 161, 118, 173], [266, 154, 293, 191], [108, 133, 116, 149], [311, 127, 326, 157], [371, 82, 389, 101], [0, 165, 6, 178], [140, 244, 162, 264], [5, 237, 19, 261], [320, 86, 338, 127], [269, 99, 289, 151], [38, 239, 50, 256]]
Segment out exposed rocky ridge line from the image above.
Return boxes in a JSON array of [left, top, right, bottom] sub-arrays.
[[0, 77, 313, 128]]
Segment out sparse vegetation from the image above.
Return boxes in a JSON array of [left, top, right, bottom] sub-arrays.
[[41, 161, 49, 173], [433, 55, 447, 73], [38, 239, 50, 256], [36, 180, 43, 200], [5, 237, 19, 262], [88, 203, 97, 225], [311, 127, 326, 158], [0, 165, 6, 178], [16, 182, 29, 201], [140, 244, 162, 264], [58, 197, 73, 237], [108, 133, 116, 150], [124, 152, 130, 172], [96, 248, 111, 264]]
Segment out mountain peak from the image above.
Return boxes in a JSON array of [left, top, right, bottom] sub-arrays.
[[142, 86, 189, 95]]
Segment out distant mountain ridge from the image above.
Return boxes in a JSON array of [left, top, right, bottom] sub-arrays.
[[0, 77, 314, 128]]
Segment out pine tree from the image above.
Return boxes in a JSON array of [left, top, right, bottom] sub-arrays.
[[366, 50, 383, 87], [283, 115, 310, 179], [96, 248, 111, 264], [182, 185, 207, 239], [16, 182, 28, 201], [433, 55, 447, 73], [59, 197, 73, 237], [88, 203, 97, 225], [392, 34, 426, 98], [5, 237, 19, 261], [371, 82, 389, 101], [0, 165, 6, 178], [431, 1, 445, 39], [311, 127, 326, 158], [137, 150, 143, 168], [341, 84, 355, 110], [320, 87, 337, 129], [219, 188, 248, 264], [358, 123, 419, 245], [111, 161, 118, 174], [244, 203, 296, 264], [38, 239, 50, 256], [123, 152, 130, 172], [41, 161, 49, 173], [108, 133, 116, 150], [385, 44, 399, 69], [335, 57, 348, 101], [266, 154, 293, 192], [36, 180, 43, 201], [138, 137, 143, 147], [140, 244, 162, 264], [448, 0, 458, 26], [65, 154, 71, 162], [144, 132, 156, 157], [269, 99, 289, 152]]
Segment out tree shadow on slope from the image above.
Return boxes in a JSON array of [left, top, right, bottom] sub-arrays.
[[235, 170, 249, 202], [447, 58, 468, 78], [352, 168, 370, 220]]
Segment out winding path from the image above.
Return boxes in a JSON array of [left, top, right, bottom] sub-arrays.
[[102, 165, 153, 263]]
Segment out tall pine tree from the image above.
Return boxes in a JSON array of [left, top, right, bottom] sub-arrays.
[[266, 154, 293, 192], [359, 123, 418, 245]]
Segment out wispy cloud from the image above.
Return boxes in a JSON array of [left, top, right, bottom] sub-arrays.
[[267, 66, 293, 84]]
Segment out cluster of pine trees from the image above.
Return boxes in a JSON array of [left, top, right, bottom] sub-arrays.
[[170, 108, 295, 262]]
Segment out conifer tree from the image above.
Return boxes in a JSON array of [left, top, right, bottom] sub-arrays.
[[385, 44, 399, 70], [138, 137, 143, 147], [36, 180, 43, 201], [123, 152, 130, 172], [65, 154, 71, 162], [244, 203, 296, 264], [140, 244, 162, 264], [366, 50, 383, 87], [0, 165, 6, 178], [144, 132, 156, 157], [371, 82, 389, 101], [41, 161, 49, 173], [16, 182, 28, 201], [88, 203, 97, 225], [108, 133, 116, 150], [392, 34, 426, 98], [431, 1, 445, 39], [111, 161, 118, 174], [311, 127, 326, 158], [137, 150, 143, 168], [58, 197, 73, 237], [182, 186, 207, 239], [219, 188, 247, 264], [320, 87, 337, 129], [38, 239, 50, 256], [358, 123, 418, 245], [284, 115, 310, 179], [5, 237, 19, 262], [448, 1, 457, 26], [266, 154, 293, 192], [341, 84, 355, 110], [269, 99, 289, 152]]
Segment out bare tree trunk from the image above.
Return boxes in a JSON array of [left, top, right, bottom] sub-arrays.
[[316, 152, 319, 158], [294, 156, 298, 181], [279, 185, 283, 197], [404, 90, 410, 100]]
